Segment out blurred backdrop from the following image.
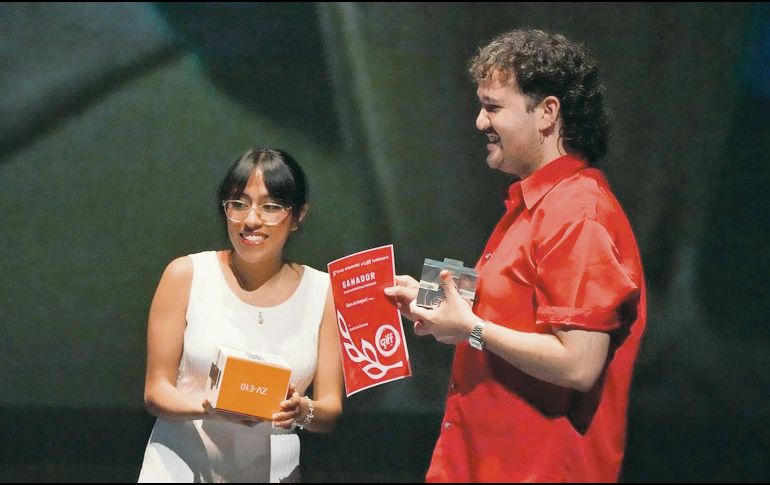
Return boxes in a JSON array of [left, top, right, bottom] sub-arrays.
[[1, 2, 768, 482]]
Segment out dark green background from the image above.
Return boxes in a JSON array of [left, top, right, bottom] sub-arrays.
[[1, 2, 768, 482]]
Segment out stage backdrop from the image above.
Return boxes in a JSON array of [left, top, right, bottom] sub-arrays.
[[1, 2, 767, 482]]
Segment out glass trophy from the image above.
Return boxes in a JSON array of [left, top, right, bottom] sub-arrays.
[[417, 258, 478, 309]]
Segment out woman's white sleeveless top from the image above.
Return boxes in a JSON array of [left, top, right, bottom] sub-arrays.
[[138, 251, 329, 482]]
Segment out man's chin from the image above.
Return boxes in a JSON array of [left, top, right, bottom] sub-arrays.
[[486, 154, 504, 171], [487, 157, 521, 177]]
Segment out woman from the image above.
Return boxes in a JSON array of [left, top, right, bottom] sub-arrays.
[[138, 148, 343, 482]]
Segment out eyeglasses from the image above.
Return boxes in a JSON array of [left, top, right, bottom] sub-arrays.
[[222, 200, 291, 225]]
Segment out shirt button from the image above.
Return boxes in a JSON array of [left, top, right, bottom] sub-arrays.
[[444, 421, 452, 429], [484, 253, 492, 260]]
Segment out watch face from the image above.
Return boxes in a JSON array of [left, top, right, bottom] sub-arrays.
[[469, 337, 483, 351], [469, 322, 485, 350]]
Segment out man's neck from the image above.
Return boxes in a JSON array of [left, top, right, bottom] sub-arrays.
[[534, 133, 569, 173]]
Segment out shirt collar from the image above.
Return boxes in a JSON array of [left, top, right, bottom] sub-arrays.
[[509, 155, 588, 210]]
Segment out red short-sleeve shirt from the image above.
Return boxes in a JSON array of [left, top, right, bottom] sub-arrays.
[[426, 155, 647, 483]]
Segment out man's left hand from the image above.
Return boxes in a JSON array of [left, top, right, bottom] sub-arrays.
[[408, 270, 477, 345]]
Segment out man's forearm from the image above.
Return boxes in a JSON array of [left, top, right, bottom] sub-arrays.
[[478, 319, 610, 392]]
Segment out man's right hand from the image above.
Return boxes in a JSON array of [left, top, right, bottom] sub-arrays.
[[384, 274, 420, 321]]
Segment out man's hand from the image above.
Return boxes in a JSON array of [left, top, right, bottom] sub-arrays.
[[387, 271, 478, 345], [384, 275, 421, 321]]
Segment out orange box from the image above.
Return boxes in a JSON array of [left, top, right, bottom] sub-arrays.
[[205, 345, 291, 420]]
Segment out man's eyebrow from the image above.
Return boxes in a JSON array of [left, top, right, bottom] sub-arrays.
[[478, 95, 501, 104]]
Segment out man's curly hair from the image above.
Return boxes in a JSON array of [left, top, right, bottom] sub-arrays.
[[469, 29, 610, 164]]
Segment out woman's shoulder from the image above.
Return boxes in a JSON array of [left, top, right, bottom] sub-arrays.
[[298, 264, 330, 282], [160, 255, 193, 284], [161, 251, 217, 282], [294, 264, 330, 296]]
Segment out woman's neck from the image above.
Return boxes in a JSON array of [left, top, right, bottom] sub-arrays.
[[229, 251, 285, 290]]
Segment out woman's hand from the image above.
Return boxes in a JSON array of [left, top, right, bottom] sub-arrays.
[[272, 383, 303, 429], [202, 398, 263, 427]]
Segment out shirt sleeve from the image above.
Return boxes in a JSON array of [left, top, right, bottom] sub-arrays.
[[534, 218, 639, 332]]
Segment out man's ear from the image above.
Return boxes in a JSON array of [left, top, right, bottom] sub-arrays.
[[538, 95, 561, 132]]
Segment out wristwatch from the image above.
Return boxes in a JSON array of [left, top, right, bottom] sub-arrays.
[[468, 321, 486, 351]]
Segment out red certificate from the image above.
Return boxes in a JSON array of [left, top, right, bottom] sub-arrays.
[[327, 245, 411, 396]]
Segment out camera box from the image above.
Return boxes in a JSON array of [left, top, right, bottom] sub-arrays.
[[205, 345, 291, 421], [417, 258, 479, 309]]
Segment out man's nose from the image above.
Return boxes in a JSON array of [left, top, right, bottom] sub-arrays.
[[476, 109, 489, 131]]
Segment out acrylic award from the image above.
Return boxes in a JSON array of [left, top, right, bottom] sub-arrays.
[[417, 258, 478, 309]]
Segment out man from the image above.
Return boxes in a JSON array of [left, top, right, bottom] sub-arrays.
[[385, 29, 646, 482]]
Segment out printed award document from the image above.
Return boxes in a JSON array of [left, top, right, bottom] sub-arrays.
[[328, 244, 411, 396]]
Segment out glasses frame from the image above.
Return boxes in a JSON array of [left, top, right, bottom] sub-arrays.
[[221, 199, 292, 226]]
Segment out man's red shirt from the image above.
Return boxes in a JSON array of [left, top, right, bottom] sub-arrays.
[[426, 155, 647, 482]]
